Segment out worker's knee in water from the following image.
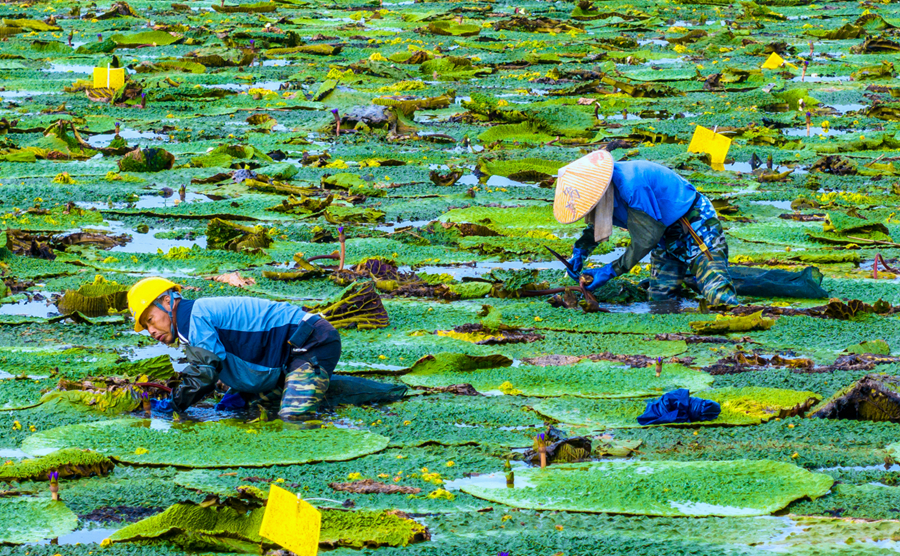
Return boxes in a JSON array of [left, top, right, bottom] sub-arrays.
[[279, 361, 330, 420]]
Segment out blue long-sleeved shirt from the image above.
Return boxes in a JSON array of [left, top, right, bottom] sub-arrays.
[[171, 297, 318, 410], [575, 160, 700, 276]]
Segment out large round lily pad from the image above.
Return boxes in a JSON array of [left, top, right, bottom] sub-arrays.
[[534, 387, 821, 428], [402, 357, 713, 398], [461, 460, 833, 517], [0, 498, 78, 544], [20, 418, 390, 467]]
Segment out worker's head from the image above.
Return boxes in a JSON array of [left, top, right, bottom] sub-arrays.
[[552, 149, 614, 226], [127, 277, 182, 344]]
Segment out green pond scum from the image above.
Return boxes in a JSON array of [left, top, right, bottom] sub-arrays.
[[1, 0, 900, 553]]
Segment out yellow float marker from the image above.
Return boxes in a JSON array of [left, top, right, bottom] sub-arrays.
[[259, 484, 321, 556], [93, 63, 125, 90], [687, 125, 731, 168]]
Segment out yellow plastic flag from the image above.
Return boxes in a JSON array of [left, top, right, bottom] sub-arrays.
[[761, 52, 785, 70], [92, 66, 125, 89], [687, 125, 732, 165], [259, 485, 321, 556]]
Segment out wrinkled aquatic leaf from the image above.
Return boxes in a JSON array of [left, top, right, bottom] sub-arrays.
[[462, 460, 833, 516], [21, 419, 389, 467]]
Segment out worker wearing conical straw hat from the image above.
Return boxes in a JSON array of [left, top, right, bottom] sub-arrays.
[[553, 150, 738, 305]]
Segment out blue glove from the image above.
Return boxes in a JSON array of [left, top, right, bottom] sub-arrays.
[[582, 265, 617, 292], [150, 398, 174, 413], [567, 247, 590, 281], [215, 391, 246, 411]]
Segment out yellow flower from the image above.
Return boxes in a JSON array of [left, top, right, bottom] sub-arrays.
[[100, 538, 112, 547], [134, 447, 149, 455], [347, 472, 363, 480], [396, 454, 407, 459], [426, 488, 455, 500], [275, 478, 285, 483], [501, 515, 512, 522], [378, 355, 387, 360], [534, 316, 543, 322], [378, 473, 389, 478], [403, 420, 412, 426], [445, 461, 455, 467], [791, 452, 799, 459]]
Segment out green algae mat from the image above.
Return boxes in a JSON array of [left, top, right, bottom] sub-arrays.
[[462, 460, 833, 517], [19, 418, 389, 467]]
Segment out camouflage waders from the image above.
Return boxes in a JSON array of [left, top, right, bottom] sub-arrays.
[[648, 194, 739, 305], [248, 317, 341, 421], [278, 357, 331, 420]]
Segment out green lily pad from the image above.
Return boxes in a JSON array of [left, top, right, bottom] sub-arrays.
[[461, 460, 833, 516], [0, 498, 78, 544], [20, 419, 390, 467], [533, 387, 821, 428], [402, 357, 713, 398]]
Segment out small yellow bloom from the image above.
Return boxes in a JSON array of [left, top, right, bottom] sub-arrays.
[[275, 478, 285, 483], [403, 420, 412, 426], [534, 316, 543, 322], [347, 472, 363, 480], [445, 461, 455, 467], [134, 447, 149, 455], [378, 355, 387, 360], [791, 452, 799, 459]]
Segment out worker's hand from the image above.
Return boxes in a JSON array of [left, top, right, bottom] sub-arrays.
[[215, 391, 246, 411], [566, 247, 590, 281], [582, 265, 617, 292], [150, 397, 174, 413]]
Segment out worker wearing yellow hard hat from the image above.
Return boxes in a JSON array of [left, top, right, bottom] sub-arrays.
[[127, 276, 341, 420]]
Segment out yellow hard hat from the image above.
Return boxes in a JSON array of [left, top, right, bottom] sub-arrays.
[[127, 277, 181, 332]]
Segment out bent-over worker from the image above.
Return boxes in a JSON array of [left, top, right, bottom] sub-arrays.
[[127, 277, 341, 419], [553, 150, 738, 305]]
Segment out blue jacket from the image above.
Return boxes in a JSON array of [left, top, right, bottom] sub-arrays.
[[575, 160, 701, 277], [171, 297, 319, 411], [610, 161, 698, 229]]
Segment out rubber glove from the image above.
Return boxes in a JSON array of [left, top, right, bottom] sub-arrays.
[[150, 398, 174, 413], [582, 265, 617, 292], [215, 390, 246, 411], [566, 247, 590, 281]]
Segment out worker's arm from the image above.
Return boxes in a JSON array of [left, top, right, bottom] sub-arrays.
[[610, 207, 668, 276], [171, 309, 227, 412], [171, 345, 221, 412], [573, 225, 601, 255]]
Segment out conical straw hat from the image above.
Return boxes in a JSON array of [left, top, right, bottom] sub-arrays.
[[552, 150, 614, 224]]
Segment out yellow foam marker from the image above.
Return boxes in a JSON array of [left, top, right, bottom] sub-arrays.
[[761, 52, 785, 70], [687, 125, 732, 165], [92, 66, 125, 89], [259, 484, 321, 556]]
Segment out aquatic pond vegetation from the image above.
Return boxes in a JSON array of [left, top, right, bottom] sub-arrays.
[[335, 393, 543, 448], [533, 387, 820, 428], [0, 497, 78, 544], [306, 281, 389, 330], [402, 357, 714, 399], [809, 374, 900, 421], [56, 275, 129, 317], [0, 447, 112, 482], [20, 419, 390, 467], [630, 416, 900, 469], [109, 498, 427, 550], [461, 460, 833, 517]]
